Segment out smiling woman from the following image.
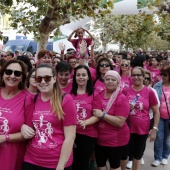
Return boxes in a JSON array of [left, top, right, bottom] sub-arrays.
[[0, 59, 34, 170], [22, 63, 77, 170]]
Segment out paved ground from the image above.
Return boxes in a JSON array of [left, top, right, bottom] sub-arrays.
[[141, 139, 170, 170]]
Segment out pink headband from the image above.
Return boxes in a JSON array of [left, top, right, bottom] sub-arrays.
[[104, 70, 121, 83]]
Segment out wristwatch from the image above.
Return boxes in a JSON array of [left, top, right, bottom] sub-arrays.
[[152, 126, 158, 131]]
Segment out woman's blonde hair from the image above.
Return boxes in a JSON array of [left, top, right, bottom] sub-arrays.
[[119, 59, 131, 76], [36, 64, 64, 119]]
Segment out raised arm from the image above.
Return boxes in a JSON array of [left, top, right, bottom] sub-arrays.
[[67, 29, 77, 42]]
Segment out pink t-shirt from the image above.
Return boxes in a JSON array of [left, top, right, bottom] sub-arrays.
[[62, 80, 72, 93], [0, 89, 34, 170], [93, 91, 130, 147], [71, 38, 92, 59], [94, 79, 105, 93], [123, 86, 158, 134], [159, 86, 170, 119], [120, 75, 132, 89], [149, 67, 161, 84], [89, 67, 96, 83], [71, 93, 98, 138], [24, 93, 77, 169]]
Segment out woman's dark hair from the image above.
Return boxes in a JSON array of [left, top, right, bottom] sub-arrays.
[[71, 65, 94, 96], [17, 55, 32, 72], [0, 59, 27, 90], [96, 57, 113, 79], [55, 61, 71, 73], [26, 68, 36, 88], [0, 59, 6, 67], [160, 65, 170, 82], [53, 56, 63, 62], [131, 54, 146, 68]]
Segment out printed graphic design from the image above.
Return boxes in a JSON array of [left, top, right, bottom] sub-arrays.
[[0, 112, 9, 134], [33, 115, 53, 146]]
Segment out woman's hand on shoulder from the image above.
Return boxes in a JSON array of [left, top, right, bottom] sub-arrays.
[[21, 124, 35, 139]]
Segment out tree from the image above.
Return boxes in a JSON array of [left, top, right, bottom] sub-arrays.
[[0, 0, 114, 52], [91, 14, 156, 51]]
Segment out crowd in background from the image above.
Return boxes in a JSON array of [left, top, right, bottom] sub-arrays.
[[0, 27, 170, 170]]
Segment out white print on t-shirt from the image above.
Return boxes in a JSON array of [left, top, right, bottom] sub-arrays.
[[33, 115, 53, 146], [76, 102, 87, 120], [0, 112, 9, 134], [130, 101, 143, 115]]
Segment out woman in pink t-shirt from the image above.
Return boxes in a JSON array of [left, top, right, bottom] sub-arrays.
[[26, 68, 39, 97], [67, 27, 95, 59], [70, 65, 99, 170], [22, 64, 77, 170], [93, 70, 130, 170], [152, 65, 170, 167], [94, 58, 114, 93], [123, 67, 160, 170], [119, 59, 132, 89], [0, 60, 34, 170]]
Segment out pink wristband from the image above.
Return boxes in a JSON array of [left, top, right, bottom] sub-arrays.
[[5, 134, 10, 142]]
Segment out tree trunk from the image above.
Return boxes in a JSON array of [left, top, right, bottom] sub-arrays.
[[36, 33, 50, 61], [119, 43, 123, 52]]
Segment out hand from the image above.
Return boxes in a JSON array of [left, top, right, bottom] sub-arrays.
[[93, 109, 103, 118], [21, 124, 35, 139], [79, 40, 87, 56], [78, 120, 87, 129], [149, 129, 157, 142], [59, 42, 65, 52], [0, 135, 5, 144], [130, 104, 134, 111]]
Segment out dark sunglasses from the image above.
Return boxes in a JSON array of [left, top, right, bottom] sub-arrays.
[[68, 51, 75, 55], [132, 74, 142, 77], [160, 73, 168, 77], [4, 69, 22, 77], [99, 63, 110, 67], [1, 55, 6, 57], [35, 75, 53, 83], [121, 64, 128, 67], [144, 77, 151, 81]]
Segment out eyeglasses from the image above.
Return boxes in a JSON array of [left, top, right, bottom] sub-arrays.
[[144, 77, 151, 81], [68, 51, 75, 55], [99, 63, 110, 67], [160, 73, 168, 77], [121, 64, 128, 67], [35, 75, 53, 83], [132, 74, 142, 77], [4, 69, 22, 77]]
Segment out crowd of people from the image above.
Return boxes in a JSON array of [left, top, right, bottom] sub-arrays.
[[0, 27, 170, 170]]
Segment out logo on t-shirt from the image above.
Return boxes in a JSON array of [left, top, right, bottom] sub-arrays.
[[0, 111, 9, 134], [33, 115, 53, 147], [130, 101, 143, 115], [76, 102, 87, 120]]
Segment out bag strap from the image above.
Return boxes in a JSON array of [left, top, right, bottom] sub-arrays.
[[162, 87, 170, 117]]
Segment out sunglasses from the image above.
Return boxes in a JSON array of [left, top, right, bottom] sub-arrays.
[[132, 74, 142, 77], [99, 63, 110, 67], [144, 77, 151, 81], [121, 64, 128, 67], [160, 73, 168, 77], [35, 75, 53, 83], [4, 69, 22, 77], [1, 55, 6, 57], [68, 51, 75, 55]]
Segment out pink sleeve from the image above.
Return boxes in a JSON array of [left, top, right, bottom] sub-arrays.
[[149, 88, 158, 107], [24, 94, 34, 126], [114, 94, 130, 118], [85, 38, 92, 47], [71, 39, 77, 48], [92, 93, 102, 110], [62, 94, 77, 126]]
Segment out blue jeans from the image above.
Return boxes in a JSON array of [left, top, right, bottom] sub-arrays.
[[154, 118, 170, 161]]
